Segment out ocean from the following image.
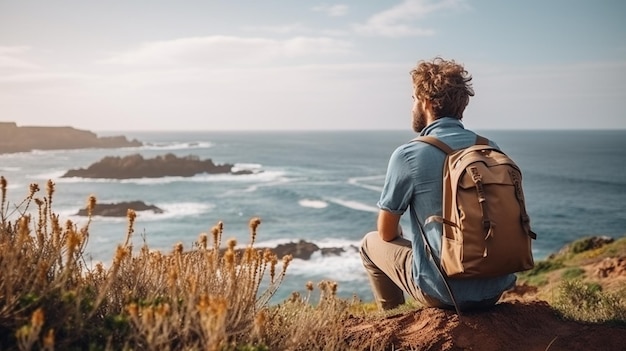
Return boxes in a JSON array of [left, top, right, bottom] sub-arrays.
[[1, 130, 625, 303]]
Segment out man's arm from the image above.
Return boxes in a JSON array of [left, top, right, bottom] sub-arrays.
[[377, 209, 402, 242]]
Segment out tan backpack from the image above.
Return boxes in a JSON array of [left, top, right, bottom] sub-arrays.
[[417, 135, 536, 279]]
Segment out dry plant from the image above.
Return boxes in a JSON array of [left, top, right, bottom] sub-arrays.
[[0, 177, 293, 350], [259, 280, 363, 351], [0, 177, 97, 350]]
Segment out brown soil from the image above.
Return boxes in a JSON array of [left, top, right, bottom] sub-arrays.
[[344, 253, 626, 351], [344, 300, 625, 351]]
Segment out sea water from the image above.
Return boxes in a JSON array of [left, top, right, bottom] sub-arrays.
[[1, 130, 624, 302]]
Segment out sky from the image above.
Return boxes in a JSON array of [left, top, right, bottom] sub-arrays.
[[1, 0, 625, 132]]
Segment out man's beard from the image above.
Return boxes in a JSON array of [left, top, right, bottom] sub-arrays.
[[412, 103, 427, 133]]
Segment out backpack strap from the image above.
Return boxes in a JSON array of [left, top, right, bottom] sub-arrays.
[[475, 135, 489, 145], [417, 136, 454, 154], [415, 134, 490, 154]]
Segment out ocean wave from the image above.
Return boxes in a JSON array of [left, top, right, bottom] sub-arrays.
[[298, 199, 329, 209], [141, 141, 213, 151], [348, 175, 385, 192], [249, 237, 366, 282], [0, 166, 21, 172], [54, 170, 286, 185], [31, 171, 71, 181], [253, 238, 361, 250], [58, 201, 214, 223], [328, 198, 378, 213], [287, 247, 367, 283], [219, 172, 292, 195], [232, 163, 263, 172]]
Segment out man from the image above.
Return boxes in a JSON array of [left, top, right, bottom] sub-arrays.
[[360, 57, 515, 311]]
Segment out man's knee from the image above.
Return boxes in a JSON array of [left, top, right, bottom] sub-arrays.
[[359, 231, 379, 266], [360, 231, 378, 255]]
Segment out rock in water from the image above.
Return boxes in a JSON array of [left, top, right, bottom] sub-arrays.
[[75, 201, 164, 217], [62, 153, 251, 179]]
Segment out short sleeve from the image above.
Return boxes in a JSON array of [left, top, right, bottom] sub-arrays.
[[377, 146, 414, 215]]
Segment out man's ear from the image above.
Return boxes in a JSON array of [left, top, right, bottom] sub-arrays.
[[422, 99, 436, 124], [421, 99, 431, 111]]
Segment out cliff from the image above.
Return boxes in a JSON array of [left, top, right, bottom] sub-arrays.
[[0, 122, 142, 154]]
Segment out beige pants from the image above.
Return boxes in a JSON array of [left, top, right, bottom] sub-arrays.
[[360, 231, 500, 311]]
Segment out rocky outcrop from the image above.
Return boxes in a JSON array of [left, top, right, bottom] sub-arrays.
[[269, 240, 348, 260], [0, 122, 142, 154], [76, 201, 163, 217], [62, 153, 254, 179]]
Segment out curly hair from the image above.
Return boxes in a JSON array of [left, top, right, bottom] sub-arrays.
[[410, 57, 474, 119]]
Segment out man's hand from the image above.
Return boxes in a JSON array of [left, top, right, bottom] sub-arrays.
[[377, 209, 402, 242]]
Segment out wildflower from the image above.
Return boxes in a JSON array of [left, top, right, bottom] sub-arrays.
[[31, 308, 45, 329], [113, 245, 129, 266], [198, 232, 208, 249], [46, 180, 55, 200], [306, 281, 314, 292], [253, 308, 268, 339], [224, 249, 235, 272], [174, 242, 184, 255], [211, 225, 220, 249], [0, 176, 6, 213], [29, 183, 40, 197], [0, 176, 6, 194], [43, 329, 54, 350], [126, 303, 139, 318], [282, 254, 293, 270], [227, 238, 237, 251], [249, 217, 261, 245], [330, 281, 338, 295], [87, 195, 96, 217], [126, 209, 136, 235]]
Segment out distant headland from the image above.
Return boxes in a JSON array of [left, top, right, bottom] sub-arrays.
[[0, 121, 142, 154]]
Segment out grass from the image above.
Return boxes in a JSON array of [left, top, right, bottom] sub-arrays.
[[1, 177, 625, 350]]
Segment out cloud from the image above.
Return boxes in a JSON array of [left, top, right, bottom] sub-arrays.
[[98, 35, 354, 67], [242, 23, 311, 35], [312, 4, 349, 17], [353, 0, 467, 37], [0, 46, 40, 69]]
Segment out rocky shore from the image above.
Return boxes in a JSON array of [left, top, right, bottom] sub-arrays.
[[0, 122, 142, 154]]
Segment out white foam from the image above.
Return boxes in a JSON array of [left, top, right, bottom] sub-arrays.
[[141, 141, 213, 150], [253, 238, 298, 248], [232, 163, 263, 172], [0, 166, 21, 172], [54, 170, 285, 186], [328, 198, 379, 213], [143, 202, 214, 220], [299, 199, 329, 209], [34, 171, 80, 181], [314, 238, 362, 248], [58, 201, 214, 223], [348, 175, 385, 192], [287, 248, 368, 283]]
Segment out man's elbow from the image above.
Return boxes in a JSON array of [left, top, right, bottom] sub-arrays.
[[377, 231, 396, 242]]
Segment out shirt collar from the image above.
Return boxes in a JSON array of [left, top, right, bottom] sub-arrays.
[[419, 117, 465, 136]]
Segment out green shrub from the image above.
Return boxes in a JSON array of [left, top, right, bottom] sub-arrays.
[[553, 279, 626, 325], [520, 259, 565, 278], [561, 267, 585, 280]]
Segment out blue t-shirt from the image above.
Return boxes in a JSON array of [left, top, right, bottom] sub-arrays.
[[378, 117, 516, 305]]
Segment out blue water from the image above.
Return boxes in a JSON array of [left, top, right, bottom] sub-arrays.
[[1, 130, 624, 302]]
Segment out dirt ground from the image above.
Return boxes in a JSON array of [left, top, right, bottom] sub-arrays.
[[344, 256, 626, 351], [344, 300, 625, 351]]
